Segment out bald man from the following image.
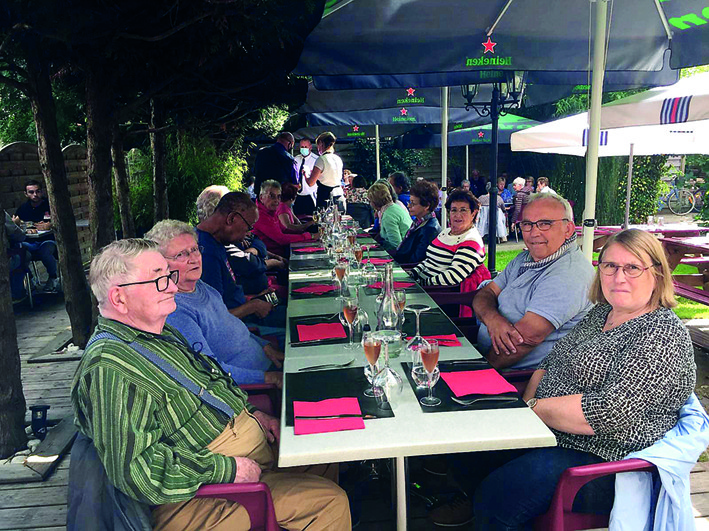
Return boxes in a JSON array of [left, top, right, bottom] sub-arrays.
[[254, 131, 298, 196]]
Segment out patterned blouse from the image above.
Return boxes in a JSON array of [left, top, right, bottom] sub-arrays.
[[536, 304, 696, 462]]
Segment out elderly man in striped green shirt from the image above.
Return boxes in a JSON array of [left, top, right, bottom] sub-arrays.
[[71, 239, 350, 531]]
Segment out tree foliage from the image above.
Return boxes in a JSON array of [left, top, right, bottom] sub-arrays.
[[350, 138, 434, 184]]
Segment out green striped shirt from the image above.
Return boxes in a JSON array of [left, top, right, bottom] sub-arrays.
[[71, 317, 252, 505]]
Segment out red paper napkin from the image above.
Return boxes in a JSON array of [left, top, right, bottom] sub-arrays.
[[296, 322, 347, 342], [292, 283, 338, 295], [405, 334, 461, 347], [440, 368, 518, 397], [368, 281, 416, 290], [294, 246, 325, 253], [293, 397, 365, 435], [362, 258, 393, 265]]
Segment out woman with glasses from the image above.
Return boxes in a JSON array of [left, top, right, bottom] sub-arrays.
[[474, 229, 696, 529], [410, 190, 490, 303], [392, 179, 441, 264], [146, 220, 285, 388], [252, 180, 318, 257]]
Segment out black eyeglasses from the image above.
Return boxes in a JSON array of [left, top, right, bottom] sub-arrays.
[[518, 219, 569, 232], [118, 270, 179, 292], [233, 210, 254, 232]]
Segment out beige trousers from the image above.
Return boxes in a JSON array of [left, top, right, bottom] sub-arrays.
[[152, 410, 351, 531]]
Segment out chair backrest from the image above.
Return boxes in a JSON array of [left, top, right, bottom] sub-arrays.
[[195, 483, 280, 531]]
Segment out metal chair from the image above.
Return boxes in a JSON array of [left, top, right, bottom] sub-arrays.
[[534, 459, 656, 531]]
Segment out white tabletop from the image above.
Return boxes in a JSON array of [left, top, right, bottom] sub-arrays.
[[278, 254, 556, 468]]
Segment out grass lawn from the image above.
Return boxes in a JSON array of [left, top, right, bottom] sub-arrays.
[[494, 248, 709, 321]]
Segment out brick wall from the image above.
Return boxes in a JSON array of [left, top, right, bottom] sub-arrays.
[[0, 142, 91, 263]]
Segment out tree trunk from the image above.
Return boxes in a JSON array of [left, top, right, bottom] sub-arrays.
[[86, 69, 116, 254], [151, 98, 168, 222], [112, 125, 136, 238], [0, 221, 27, 458], [24, 43, 93, 348]]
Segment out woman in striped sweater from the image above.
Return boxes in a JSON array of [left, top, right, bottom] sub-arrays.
[[411, 189, 491, 298]]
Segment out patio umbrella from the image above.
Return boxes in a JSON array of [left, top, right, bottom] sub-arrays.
[[511, 101, 709, 226], [296, 0, 709, 262]]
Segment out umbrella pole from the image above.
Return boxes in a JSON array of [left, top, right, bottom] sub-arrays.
[[441, 86, 449, 229], [624, 144, 634, 228], [375, 124, 381, 181], [487, 86, 499, 275], [582, 0, 610, 261], [465, 145, 469, 180]]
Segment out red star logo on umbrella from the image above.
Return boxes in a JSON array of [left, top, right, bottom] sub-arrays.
[[482, 37, 497, 54], [400, 108, 408, 116], [478, 131, 485, 138], [353, 125, 359, 132], [406, 87, 416, 97]]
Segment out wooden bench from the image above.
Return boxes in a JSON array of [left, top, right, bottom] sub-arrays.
[[673, 281, 709, 306]]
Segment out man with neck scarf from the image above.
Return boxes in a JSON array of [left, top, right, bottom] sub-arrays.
[[474, 194, 594, 370]]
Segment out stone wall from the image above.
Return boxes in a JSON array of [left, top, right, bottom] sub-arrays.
[[0, 142, 91, 263]]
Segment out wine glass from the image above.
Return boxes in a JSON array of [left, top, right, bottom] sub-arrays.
[[341, 295, 359, 350], [362, 331, 382, 397], [363, 245, 376, 274], [347, 228, 357, 247], [373, 330, 404, 401], [418, 339, 441, 406], [405, 303, 431, 358], [332, 260, 348, 299]]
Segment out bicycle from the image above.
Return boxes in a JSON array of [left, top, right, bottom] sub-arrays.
[[658, 178, 695, 216]]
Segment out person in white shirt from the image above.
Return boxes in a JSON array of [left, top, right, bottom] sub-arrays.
[[293, 138, 319, 216], [307, 131, 345, 211], [537, 176, 557, 195]]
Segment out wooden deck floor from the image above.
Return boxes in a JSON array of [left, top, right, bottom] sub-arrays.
[[2, 298, 709, 531]]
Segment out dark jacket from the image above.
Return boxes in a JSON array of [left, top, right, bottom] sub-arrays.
[[226, 235, 269, 295], [254, 143, 298, 195], [392, 215, 441, 265], [67, 433, 152, 531]]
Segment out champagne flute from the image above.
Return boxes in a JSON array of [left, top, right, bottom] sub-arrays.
[[347, 228, 357, 247], [342, 295, 359, 350], [332, 260, 348, 299], [419, 339, 441, 406], [362, 331, 382, 397], [394, 289, 406, 325]]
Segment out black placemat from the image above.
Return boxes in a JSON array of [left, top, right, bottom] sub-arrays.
[[290, 281, 339, 299], [290, 258, 332, 271], [285, 367, 395, 425], [402, 362, 526, 413], [289, 313, 350, 347], [363, 281, 424, 297], [401, 308, 462, 338], [292, 247, 327, 255]]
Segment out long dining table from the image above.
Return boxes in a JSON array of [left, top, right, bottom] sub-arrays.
[[279, 238, 556, 530]]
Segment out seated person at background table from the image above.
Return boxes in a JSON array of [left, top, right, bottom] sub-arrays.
[[410, 189, 489, 295], [253, 180, 317, 258], [536, 175, 557, 195], [472, 229, 696, 529], [277, 183, 316, 234], [460, 179, 471, 193], [367, 181, 412, 252], [388, 171, 411, 207], [392, 179, 441, 264], [146, 220, 284, 388], [196, 191, 285, 328], [497, 177, 513, 204], [474, 194, 594, 370], [5, 210, 30, 300], [15, 179, 60, 292], [72, 239, 349, 531], [469, 169, 487, 198]]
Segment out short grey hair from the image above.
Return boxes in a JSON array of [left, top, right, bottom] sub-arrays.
[[259, 180, 281, 197], [89, 239, 159, 306], [196, 185, 230, 222], [145, 220, 197, 252], [512, 177, 525, 187], [525, 193, 574, 223]]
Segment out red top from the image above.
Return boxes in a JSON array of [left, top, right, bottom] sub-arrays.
[[253, 200, 312, 256]]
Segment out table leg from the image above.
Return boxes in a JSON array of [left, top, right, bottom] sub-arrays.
[[396, 456, 408, 531]]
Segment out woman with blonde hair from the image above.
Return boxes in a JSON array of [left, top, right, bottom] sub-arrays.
[[367, 181, 412, 251], [307, 131, 345, 210], [473, 229, 695, 528]]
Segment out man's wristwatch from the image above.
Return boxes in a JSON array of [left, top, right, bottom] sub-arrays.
[[526, 397, 538, 409]]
